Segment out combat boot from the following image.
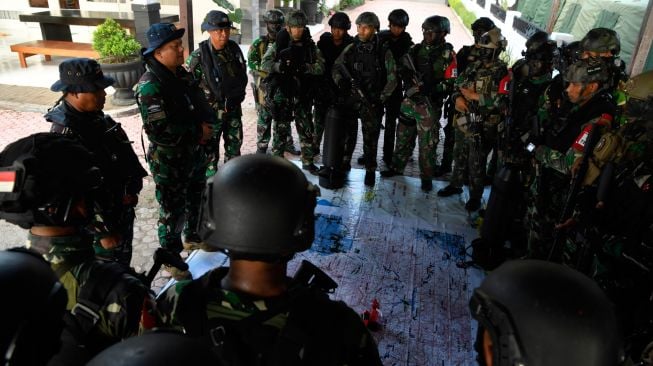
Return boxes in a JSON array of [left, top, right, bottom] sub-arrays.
[[465, 197, 482, 212], [285, 145, 301, 156], [364, 170, 375, 186], [302, 163, 320, 176], [437, 185, 463, 197], [421, 178, 433, 192]]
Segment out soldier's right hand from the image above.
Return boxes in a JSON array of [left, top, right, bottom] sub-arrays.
[[454, 96, 469, 113], [200, 122, 213, 145]]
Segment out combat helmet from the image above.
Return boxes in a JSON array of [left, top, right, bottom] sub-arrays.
[[1, 248, 67, 366], [199, 155, 320, 260], [565, 57, 610, 85], [355, 12, 380, 31], [471, 17, 495, 42], [470, 260, 622, 366], [88, 330, 222, 366], [329, 11, 351, 30], [422, 15, 451, 34], [581, 27, 621, 56], [286, 10, 308, 28], [264, 9, 285, 25], [388, 9, 409, 27], [477, 27, 507, 60], [0, 133, 103, 229], [624, 70, 653, 120]]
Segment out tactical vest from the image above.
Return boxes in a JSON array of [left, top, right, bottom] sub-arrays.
[[512, 75, 551, 134], [344, 36, 387, 100], [318, 32, 353, 74], [174, 268, 371, 366], [412, 42, 454, 96], [269, 28, 318, 102], [460, 60, 508, 117], [378, 30, 412, 62], [193, 39, 248, 105]]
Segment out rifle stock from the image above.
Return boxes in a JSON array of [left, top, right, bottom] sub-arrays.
[[336, 63, 375, 122]]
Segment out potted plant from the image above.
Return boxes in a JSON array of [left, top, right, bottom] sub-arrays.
[[92, 18, 144, 106], [212, 0, 243, 43]]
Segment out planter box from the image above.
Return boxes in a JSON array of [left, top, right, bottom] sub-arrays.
[[490, 3, 506, 23], [512, 16, 544, 38]]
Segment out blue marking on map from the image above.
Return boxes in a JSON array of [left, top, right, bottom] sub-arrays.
[[317, 199, 336, 207], [416, 229, 466, 262], [311, 213, 353, 255]]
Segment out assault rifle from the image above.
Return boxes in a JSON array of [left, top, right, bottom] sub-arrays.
[[547, 123, 602, 262], [336, 63, 375, 123], [401, 53, 434, 114]]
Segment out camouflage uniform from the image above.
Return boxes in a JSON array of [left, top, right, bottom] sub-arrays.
[[156, 267, 383, 365], [390, 39, 457, 181], [187, 38, 247, 177], [248, 36, 295, 153], [135, 61, 214, 253], [27, 232, 151, 364], [261, 28, 325, 166], [448, 59, 509, 202], [332, 35, 397, 173], [46, 101, 147, 266], [378, 30, 413, 164]]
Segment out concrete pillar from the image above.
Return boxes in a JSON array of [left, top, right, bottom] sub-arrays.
[[131, 0, 162, 47]]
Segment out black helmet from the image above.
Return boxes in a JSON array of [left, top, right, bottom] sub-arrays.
[[199, 155, 320, 259], [87, 330, 223, 365], [470, 260, 622, 366], [0, 133, 103, 229], [286, 10, 308, 27], [328, 11, 351, 30], [422, 15, 451, 34], [1, 248, 67, 366], [387, 9, 409, 27], [471, 17, 495, 41], [264, 9, 285, 25], [558, 40, 581, 69], [581, 27, 621, 56], [355, 12, 380, 31]]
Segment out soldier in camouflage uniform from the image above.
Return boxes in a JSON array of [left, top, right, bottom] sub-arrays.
[[525, 58, 615, 259], [437, 27, 509, 212], [248, 9, 299, 155], [0, 133, 153, 365], [135, 24, 215, 269], [261, 10, 324, 174], [381, 15, 457, 192], [156, 155, 382, 365], [187, 10, 248, 177], [377, 9, 413, 166], [333, 12, 397, 187], [45, 58, 147, 266], [437, 17, 495, 177], [313, 12, 354, 154]]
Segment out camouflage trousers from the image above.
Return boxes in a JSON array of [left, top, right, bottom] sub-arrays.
[[255, 103, 294, 151], [342, 100, 383, 171], [383, 89, 403, 163], [524, 167, 568, 259], [93, 207, 136, 266], [391, 97, 440, 179], [148, 145, 207, 253], [271, 98, 315, 165], [206, 106, 243, 177], [450, 122, 498, 200]]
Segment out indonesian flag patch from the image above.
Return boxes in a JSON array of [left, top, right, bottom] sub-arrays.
[[0, 171, 16, 193]]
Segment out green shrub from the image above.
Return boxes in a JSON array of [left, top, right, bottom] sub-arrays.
[[92, 18, 141, 63], [449, 0, 477, 30]]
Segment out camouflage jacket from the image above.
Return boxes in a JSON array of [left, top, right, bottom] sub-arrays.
[[156, 267, 383, 365], [452, 59, 509, 119], [399, 40, 457, 105], [332, 34, 397, 103], [261, 33, 325, 77], [135, 60, 213, 149], [186, 39, 248, 110], [27, 233, 151, 349], [248, 35, 273, 79]]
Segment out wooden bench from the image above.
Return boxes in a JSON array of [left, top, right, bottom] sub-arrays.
[[10, 40, 99, 68]]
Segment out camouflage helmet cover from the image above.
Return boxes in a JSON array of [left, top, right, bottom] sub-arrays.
[[286, 10, 308, 27], [565, 58, 610, 84], [581, 27, 621, 56], [625, 70, 653, 102], [477, 27, 507, 50], [264, 9, 285, 25], [355, 12, 380, 30], [422, 15, 451, 34]]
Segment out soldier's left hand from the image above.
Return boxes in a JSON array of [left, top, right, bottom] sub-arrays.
[[460, 87, 480, 101]]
